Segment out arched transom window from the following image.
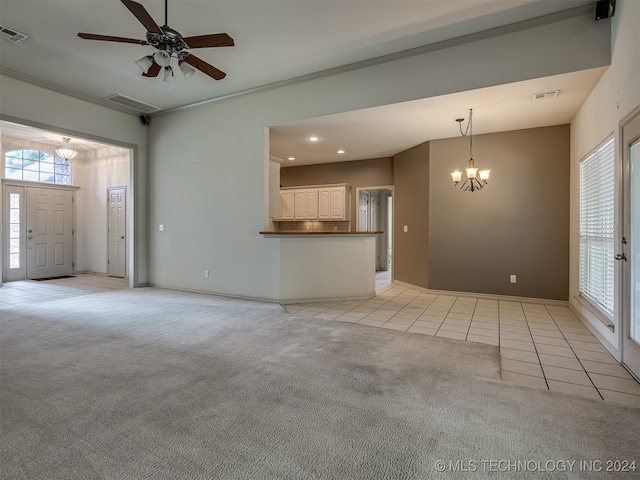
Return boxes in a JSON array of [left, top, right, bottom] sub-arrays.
[[5, 149, 71, 185]]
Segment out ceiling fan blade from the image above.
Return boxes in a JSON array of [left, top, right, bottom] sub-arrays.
[[121, 0, 163, 34], [143, 61, 161, 77], [183, 54, 226, 80], [78, 33, 147, 45], [183, 33, 234, 49]]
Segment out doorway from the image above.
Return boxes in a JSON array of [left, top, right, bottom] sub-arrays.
[[621, 108, 640, 380], [3, 183, 77, 281], [356, 186, 393, 273], [107, 186, 126, 278]]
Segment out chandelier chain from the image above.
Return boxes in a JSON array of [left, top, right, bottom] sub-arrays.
[[457, 109, 474, 158]]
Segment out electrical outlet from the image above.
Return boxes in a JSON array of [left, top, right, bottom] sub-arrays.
[[204, 270, 209, 278], [158, 224, 164, 232], [404, 225, 408, 232], [510, 275, 517, 283]]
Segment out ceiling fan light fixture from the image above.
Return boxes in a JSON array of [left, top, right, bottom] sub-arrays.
[[163, 66, 175, 83], [153, 49, 172, 67], [178, 60, 195, 79], [77, 0, 234, 81], [135, 55, 153, 73]]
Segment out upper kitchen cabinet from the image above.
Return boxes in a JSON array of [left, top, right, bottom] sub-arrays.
[[277, 184, 350, 221], [318, 185, 350, 220]]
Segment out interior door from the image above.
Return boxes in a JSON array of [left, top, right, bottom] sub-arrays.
[[369, 191, 382, 270], [359, 191, 369, 231], [26, 187, 74, 279], [621, 110, 640, 379], [108, 186, 126, 278]]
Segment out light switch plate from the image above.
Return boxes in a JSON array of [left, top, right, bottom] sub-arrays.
[[403, 225, 408, 232]]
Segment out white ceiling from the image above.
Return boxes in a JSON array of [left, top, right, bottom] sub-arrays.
[[0, 0, 603, 164]]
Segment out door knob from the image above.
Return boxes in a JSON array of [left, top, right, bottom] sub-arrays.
[[615, 253, 627, 261], [27, 235, 33, 240]]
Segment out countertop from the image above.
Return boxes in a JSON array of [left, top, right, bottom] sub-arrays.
[[260, 231, 384, 235]]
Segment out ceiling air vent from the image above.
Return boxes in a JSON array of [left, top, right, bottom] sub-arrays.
[[0, 25, 29, 43], [104, 94, 160, 114], [532, 90, 560, 102]]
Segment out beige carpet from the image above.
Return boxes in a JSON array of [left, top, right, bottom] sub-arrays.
[[1, 288, 638, 479]]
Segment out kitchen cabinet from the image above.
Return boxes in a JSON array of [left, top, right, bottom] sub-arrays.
[[318, 185, 349, 220], [280, 190, 295, 219], [277, 184, 350, 221], [294, 189, 318, 219]]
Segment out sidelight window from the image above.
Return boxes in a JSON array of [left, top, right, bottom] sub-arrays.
[[9, 193, 21, 269]]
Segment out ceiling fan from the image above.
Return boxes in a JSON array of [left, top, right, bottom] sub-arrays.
[[78, 0, 234, 82]]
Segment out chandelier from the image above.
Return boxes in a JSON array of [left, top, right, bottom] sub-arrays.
[[54, 137, 78, 161], [450, 109, 490, 192]]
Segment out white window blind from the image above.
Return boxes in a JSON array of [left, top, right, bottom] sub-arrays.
[[579, 137, 615, 318]]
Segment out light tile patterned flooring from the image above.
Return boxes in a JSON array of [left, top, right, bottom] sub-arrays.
[[2, 273, 639, 407], [0, 274, 128, 309], [285, 271, 640, 408]]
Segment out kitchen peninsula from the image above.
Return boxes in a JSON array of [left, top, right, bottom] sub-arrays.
[[260, 230, 384, 304], [261, 182, 384, 303]]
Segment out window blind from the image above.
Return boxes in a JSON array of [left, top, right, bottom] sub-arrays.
[[579, 137, 615, 318]]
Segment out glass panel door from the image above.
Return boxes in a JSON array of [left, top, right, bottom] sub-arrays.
[[622, 110, 640, 380], [628, 140, 640, 346]]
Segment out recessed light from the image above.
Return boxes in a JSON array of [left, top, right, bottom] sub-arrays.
[[337, 149, 345, 154], [288, 157, 295, 161], [308, 136, 319, 142]]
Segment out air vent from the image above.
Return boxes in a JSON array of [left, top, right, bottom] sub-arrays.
[[104, 93, 160, 114], [532, 90, 559, 101], [0, 25, 29, 43]]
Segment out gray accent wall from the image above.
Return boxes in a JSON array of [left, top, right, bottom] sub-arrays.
[[393, 142, 430, 289], [428, 125, 570, 300]]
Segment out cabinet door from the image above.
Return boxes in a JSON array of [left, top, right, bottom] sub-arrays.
[[294, 190, 308, 219], [281, 190, 295, 219], [330, 187, 345, 219], [307, 189, 318, 219], [318, 189, 331, 219]]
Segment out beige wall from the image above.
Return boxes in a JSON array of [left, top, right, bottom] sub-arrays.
[[393, 142, 430, 288], [429, 125, 570, 300], [280, 157, 394, 223], [279, 126, 570, 300]]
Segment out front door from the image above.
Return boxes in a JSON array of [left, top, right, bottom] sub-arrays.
[[107, 186, 126, 278], [621, 109, 640, 379], [26, 187, 74, 279]]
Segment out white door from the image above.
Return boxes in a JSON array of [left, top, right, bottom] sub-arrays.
[[359, 191, 369, 231], [108, 186, 126, 278], [370, 191, 382, 270], [26, 187, 74, 279], [621, 110, 640, 379]]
